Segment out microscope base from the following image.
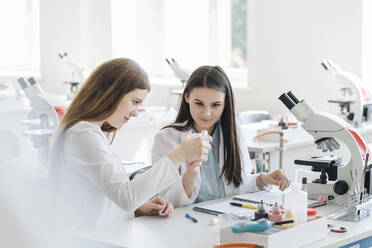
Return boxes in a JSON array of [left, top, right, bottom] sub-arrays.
[[307, 182, 346, 201]]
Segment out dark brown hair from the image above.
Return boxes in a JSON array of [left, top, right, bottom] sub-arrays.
[[165, 65, 243, 187]]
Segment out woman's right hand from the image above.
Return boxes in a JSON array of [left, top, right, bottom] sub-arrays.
[[167, 135, 212, 167], [181, 135, 212, 162], [134, 197, 174, 217]]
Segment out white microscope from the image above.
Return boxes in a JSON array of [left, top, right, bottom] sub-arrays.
[[322, 60, 372, 127], [17, 77, 69, 168], [279, 91, 371, 221], [165, 58, 190, 86], [58, 52, 91, 99], [165, 58, 191, 109]]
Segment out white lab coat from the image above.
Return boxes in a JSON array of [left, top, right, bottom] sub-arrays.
[[151, 124, 260, 207], [51, 121, 180, 231]]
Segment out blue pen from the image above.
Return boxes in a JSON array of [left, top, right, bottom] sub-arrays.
[[185, 213, 198, 223]]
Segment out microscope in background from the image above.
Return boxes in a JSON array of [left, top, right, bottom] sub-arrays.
[[165, 58, 191, 109], [17, 77, 69, 168], [165, 58, 190, 87], [58, 52, 91, 99], [322, 60, 372, 127], [279, 91, 371, 221]]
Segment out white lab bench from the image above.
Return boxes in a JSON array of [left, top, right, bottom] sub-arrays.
[[244, 123, 372, 181], [75, 198, 372, 248]]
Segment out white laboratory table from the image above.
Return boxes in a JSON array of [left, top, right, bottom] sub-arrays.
[[75, 198, 372, 248], [246, 124, 372, 154], [245, 124, 372, 180], [246, 138, 313, 154]]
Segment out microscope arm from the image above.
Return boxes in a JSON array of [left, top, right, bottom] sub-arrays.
[[165, 58, 191, 83]]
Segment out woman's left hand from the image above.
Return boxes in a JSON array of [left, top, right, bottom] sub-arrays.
[[261, 169, 291, 191], [134, 197, 174, 217]]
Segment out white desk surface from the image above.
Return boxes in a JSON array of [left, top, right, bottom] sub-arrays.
[[75, 199, 372, 248], [246, 124, 372, 154], [247, 138, 314, 153]]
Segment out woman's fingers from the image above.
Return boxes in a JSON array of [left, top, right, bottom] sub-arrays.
[[142, 202, 163, 216], [268, 176, 281, 187], [162, 201, 174, 217], [151, 196, 166, 205], [274, 170, 290, 191], [203, 139, 212, 150], [264, 169, 291, 191], [279, 177, 287, 191], [150, 197, 174, 217], [189, 160, 202, 167], [283, 177, 290, 190], [285, 178, 291, 189], [203, 147, 211, 154], [175, 133, 212, 165], [182, 135, 212, 161], [151, 197, 167, 213], [135, 197, 175, 217]]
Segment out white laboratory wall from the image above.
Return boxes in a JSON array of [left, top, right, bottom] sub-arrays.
[[146, 0, 364, 118], [239, 0, 363, 116], [111, 0, 166, 75], [39, 0, 366, 118], [39, 0, 112, 95]]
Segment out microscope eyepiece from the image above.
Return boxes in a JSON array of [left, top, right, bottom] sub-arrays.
[[321, 62, 328, 70], [279, 93, 296, 110], [287, 91, 300, 104], [17, 77, 28, 89], [28, 77, 37, 86], [321, 60, 335, 71]]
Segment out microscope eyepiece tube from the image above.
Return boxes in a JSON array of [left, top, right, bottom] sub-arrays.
[[321, 61, 329, 70], [287, 91, 300, 104], [279, 93, 296, 110], [17, 77, 29, 89], [28, 77, 37, 85], [27, 77, 44, 94]]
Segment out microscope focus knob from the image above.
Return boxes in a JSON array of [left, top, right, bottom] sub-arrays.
[[333, 180, 349, 195]]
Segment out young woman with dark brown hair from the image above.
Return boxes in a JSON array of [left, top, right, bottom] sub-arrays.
[[151, 65, 290, 207], [49, 58, 211, 230]]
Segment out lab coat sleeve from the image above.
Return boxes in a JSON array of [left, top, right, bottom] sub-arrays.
[[237, 125, 260, 193], [66, 126, 180, 213], [151, 129, 197, 207], [159, 176, 199, 207], [151, 130, 175, 165]]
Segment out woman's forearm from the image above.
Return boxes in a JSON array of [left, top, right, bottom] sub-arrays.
[[182, 168, 199, 198], [167, 146, 183, 168]]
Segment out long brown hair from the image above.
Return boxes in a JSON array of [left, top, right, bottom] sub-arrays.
[[165, 65, 243, 187], [49, 58, 150, 202], [62, 58, 150, 134], [49, 58, 150, 170]]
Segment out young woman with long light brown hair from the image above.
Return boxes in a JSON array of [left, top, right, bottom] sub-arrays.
[[49, 58, 211, 231]]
